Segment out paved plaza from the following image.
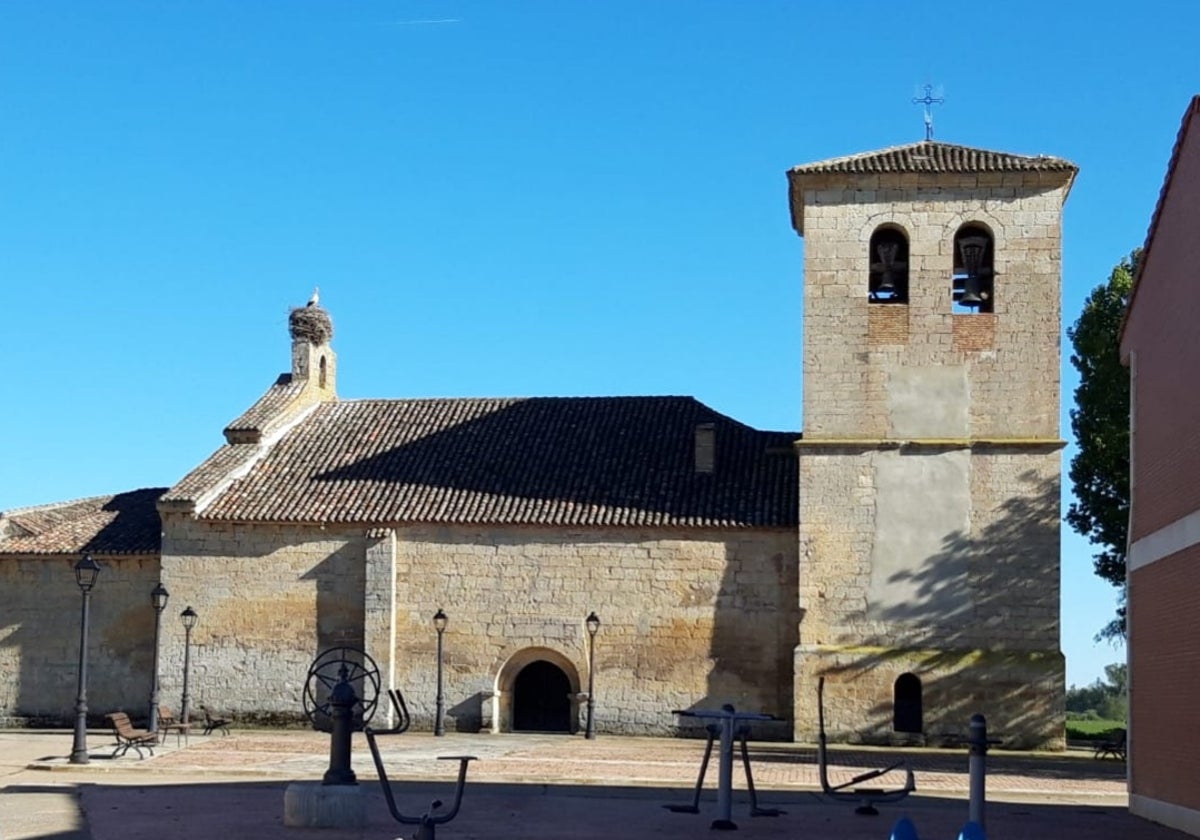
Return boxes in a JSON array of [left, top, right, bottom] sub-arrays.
[[0, 728, 1187, 839]]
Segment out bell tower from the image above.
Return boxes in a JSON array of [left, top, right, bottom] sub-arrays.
[[787, 141, 1077, 748]]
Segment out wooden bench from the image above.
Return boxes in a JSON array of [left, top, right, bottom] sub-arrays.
[[1094, 728, 1127, 761], [105, 712, 157, 759], [157, 705, 191, 746], [200, 705, 231, 736]]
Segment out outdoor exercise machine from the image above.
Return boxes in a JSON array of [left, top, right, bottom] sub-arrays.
[[364, 687, 477, 840], [817, 677, 916, 815], [288, 646, 476, 838], [665, 704, 785, 830]]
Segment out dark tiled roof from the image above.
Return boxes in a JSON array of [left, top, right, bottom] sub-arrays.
[[0, 488, 165, 555], [224, 374, 306, 443], [788, 141, 1077, 175], [199, 397, 798, 528]]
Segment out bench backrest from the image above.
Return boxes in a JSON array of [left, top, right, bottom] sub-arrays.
[[107, 712, 140, 735]]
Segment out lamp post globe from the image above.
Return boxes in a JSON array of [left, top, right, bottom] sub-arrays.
[[433, 609, 448, 736], [585, 612, 600, 740], [180, 606, 198, 727], [70, 555, 101, 764], [148, 583, 169, 732]]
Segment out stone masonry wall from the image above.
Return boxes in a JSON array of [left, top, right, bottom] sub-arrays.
[[157, 514, 798, 735], [792, 169, 1067, 749], [158, 514, 366, 724], [0, 554, 162, 725], [798, 449, 1060, 650], [378, 526, 799, 737], [799, 172, 1067, 441], [795, 444, 1063, 748]]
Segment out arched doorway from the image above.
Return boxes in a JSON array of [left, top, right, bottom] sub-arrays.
[[512, 660, 572, 732], [893, 673, 923, 734], [490, 646, 582, 734]]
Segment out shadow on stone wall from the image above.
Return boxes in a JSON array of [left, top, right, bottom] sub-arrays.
[[449, 691, 486, 732], [5, 556, 159, 727], [816, 467, 1063, 747], [1, 490, 165, 725], [684, 543, 799, 739]]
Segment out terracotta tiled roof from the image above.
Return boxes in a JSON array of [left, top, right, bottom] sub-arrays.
[[197, 397, 798, 528], [788, 141, 1077, 175], [159, 444, 266, 509], [0, 488, 165, 555], [224, 374, 306, 443]]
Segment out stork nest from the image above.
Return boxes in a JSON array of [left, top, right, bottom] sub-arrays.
[[289, 305, 333, 344]]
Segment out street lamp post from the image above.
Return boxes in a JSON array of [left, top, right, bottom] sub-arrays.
[[148, 582, 169, 732], [180, 606, 198, 727], [433, 608, 448, 736], [70, 555, 101, 764], [585, 612, 600, 740]]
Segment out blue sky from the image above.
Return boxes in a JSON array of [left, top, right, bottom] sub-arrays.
[[2, 1, 1193, 688]]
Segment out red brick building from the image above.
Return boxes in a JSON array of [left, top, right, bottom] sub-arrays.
[[1121, 94, 1200, 836]]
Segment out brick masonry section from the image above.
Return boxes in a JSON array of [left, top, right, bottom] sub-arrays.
[[1129, 542, 1200, 812], [1123, 109, 1200, 539]]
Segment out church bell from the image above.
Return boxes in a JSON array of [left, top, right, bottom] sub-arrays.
[[874, 241, 899, 294], [956, 235, 990, 308]]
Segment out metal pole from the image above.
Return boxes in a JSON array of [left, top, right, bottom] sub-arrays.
[[434, 626, 446, 736], [585, 632, 596, 739], [968, 713, 988, 830], [712, 710, 736, 830], [148, 603, 164, 732], [323, 665, 358, 786], [69, 587, 92, 764], [181, 623, 193, 726]]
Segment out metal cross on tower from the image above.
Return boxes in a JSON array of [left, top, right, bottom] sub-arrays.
[[912, 84, 945, 141]]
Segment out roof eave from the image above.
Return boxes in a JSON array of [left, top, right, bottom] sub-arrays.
[[1120, 95, 1200, 351]]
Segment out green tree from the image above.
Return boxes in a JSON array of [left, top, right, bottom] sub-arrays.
[[1065, 662, 1128, 722], [1103, 662, 1127, 695], [1067, 251, 1138, 640]]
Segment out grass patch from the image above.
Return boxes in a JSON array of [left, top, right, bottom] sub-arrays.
[[1066, 718, 1125, 741]]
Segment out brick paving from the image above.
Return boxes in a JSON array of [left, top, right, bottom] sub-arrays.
[[2, 729, 1183, 840], [142, 729, 1130, 798]]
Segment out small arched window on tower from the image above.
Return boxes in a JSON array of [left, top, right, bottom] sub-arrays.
[[952, 224, 995, 313], [319, 355, 327, 389], [868, 226, 909, 304], [893, 673, 923, 734]]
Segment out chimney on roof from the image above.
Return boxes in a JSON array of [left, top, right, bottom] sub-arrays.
[[694, 423, 715, 474], [287, 296, 337, 396]]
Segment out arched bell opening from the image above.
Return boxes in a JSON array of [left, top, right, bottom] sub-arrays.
[[952, 223, 995, 313], [868, 225, 910, 304], [492, 646, 582, 735]]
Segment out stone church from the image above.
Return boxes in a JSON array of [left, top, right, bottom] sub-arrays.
[[0, 139, 1075, 747]]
